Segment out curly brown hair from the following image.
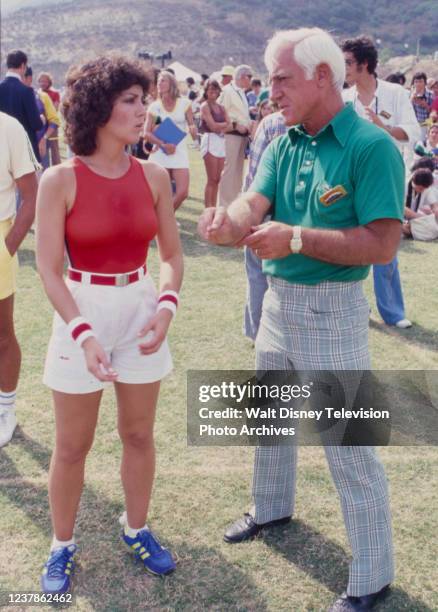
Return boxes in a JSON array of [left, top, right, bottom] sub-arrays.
[[62, 55, 150, 155]]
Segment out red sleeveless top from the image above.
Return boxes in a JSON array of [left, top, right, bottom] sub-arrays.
[[65, 156, 158, 274]]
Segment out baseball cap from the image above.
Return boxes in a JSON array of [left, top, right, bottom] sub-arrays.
[[257, 88, 270, 106], [221, 65, 235, 77]]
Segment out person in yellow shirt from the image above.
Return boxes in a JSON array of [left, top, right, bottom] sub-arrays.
[[23, 67, 60, 169], [38, 89, 60, 167]]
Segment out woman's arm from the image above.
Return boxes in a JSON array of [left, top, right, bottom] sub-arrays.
[[36, 167, 81, 322], [200, 102, 229, 134], [404, 206, 422, 219], [36, 167, 117, 381], [137, 162, 184, 354], [143, 109, 175, 155], [185, 106, 198, 140], [143, 110, 163, 147]]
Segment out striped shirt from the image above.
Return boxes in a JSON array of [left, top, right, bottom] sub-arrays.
[[244, 111, 286, 192], [412, 90, 434, 124]]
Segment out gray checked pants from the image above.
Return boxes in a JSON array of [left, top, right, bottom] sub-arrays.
[[252, 278, 394, 597]]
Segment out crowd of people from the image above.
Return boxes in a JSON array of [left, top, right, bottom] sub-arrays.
[[0, 28, 437, 611]]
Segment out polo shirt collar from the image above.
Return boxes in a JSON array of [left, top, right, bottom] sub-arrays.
[[288, 102, 357, 147]]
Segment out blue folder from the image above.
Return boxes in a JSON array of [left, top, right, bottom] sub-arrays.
[[154, 117, 187, 151]]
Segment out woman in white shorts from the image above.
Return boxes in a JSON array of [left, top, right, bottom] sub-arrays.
[[36, 55, 183, 593], [199, 79, 230, 207], [144, 70, 197, 210]]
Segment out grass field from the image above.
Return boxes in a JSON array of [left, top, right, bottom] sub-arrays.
[[0, 149, 437, 611]]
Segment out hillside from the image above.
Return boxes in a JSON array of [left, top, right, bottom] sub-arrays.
[[1, 0, 437, 85]]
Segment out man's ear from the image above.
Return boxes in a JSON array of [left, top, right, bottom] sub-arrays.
[[315, 63, 332, 88]]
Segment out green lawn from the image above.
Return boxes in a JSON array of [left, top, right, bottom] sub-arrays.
[[0, 149, 437, 611]]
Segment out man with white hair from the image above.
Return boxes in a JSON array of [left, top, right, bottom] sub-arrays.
[[199, 28, 403, 612], [218, 64, 253, 207]]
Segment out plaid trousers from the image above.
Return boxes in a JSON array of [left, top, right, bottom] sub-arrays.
[[253, 277, 394, 597]]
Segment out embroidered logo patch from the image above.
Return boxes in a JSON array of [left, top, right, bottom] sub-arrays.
[[379, 110, 392, 120], [319, 185, 348, 206]]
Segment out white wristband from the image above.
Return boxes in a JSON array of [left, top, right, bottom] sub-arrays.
[[157, 301, 177, 317], [67, 316, 96, 346], [157, 290, 179, 317]]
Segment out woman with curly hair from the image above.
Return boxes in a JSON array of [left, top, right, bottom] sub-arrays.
[[36, 55, 183, 593], [143, 70, 197, 210]]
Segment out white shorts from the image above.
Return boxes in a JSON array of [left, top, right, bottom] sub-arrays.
[[43, 273, 173, 394], [200, 133, 225, 158]]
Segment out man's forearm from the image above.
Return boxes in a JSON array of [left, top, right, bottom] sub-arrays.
[[5, 200, 35, 255], [383, 125, 409, 142], [302, 222, 400, 265], [5, 173, 38, 255], [226, 195, 267, 245]]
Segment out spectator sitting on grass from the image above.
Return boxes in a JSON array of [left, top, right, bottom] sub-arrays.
[[403, 168, 438, 238]]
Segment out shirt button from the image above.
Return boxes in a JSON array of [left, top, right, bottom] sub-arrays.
[[299, 180, 305, 186], [311, 141, 317, 146], [305, 160, 312, 166]]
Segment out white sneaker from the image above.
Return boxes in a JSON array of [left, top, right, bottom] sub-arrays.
[[0, 409, 17, 447], [395, 318, 412, 329]]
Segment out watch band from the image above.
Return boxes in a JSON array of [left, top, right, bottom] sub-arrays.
[[290, 225, 303, 254]]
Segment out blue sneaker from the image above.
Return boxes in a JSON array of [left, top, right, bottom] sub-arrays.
[[41, 544, 77, 594], [122, 528, 175, 575]]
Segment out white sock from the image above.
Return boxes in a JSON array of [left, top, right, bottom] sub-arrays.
[[120, 511, 148, 538], [0, 390, 16, 412], [124, 523, 148, 538], [119, 510, 149, 537], [51, 536, 75, 551]]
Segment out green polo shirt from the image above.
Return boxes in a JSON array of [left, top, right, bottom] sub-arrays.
[[250, 103, 405, 284]]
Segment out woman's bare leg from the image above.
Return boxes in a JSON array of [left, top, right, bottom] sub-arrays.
[[203, 153, 224, 207], [49, 390, 102, 540], [170, 168, 190, 211], [116, 381, 160, 529]]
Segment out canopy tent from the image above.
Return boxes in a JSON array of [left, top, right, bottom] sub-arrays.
[[167, 61, 202, 84]]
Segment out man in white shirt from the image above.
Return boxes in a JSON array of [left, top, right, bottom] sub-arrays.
[[342, 36, 421, 329], [218, 64, 254, 207], [0, 112, 39, 447]]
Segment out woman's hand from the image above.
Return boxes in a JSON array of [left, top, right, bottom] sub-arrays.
[[137, 309, 173, 355], [82, 337, 118, 382], [162, 142, 176, 155], [189, 124, 198, 140]]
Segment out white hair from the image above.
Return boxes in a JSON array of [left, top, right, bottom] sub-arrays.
[[264, 28, 345, 92], [234, 64, 252, 80]]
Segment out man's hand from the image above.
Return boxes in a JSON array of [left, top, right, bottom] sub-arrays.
[[243, 221, 294, 259], [39, 138, 47, 160], [236, 122, 249, 135], [411, 96, 428, 109], [364, 107, 385, 128], [198, 207, 238, 245]]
